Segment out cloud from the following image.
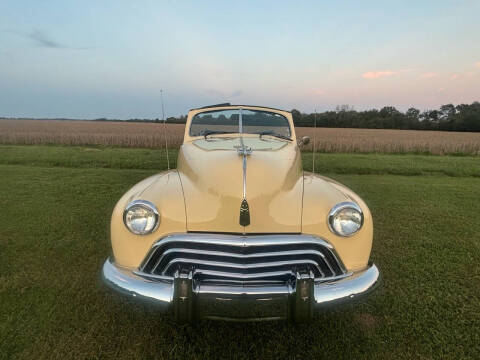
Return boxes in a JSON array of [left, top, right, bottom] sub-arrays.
[[4, 29, 91, 49], [421, 72, 438, 78], [362, 70, 397, 79], [29, 29, 66, 48], [450, 74, 459, 80], [475, 61, 480, 68]]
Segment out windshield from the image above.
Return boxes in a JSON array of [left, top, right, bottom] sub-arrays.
[[189, 109, 291, 138]]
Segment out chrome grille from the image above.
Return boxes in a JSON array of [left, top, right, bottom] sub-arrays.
[[139, 233, 347, 284]]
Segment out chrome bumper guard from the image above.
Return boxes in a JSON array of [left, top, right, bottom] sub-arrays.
[[102, 258, 380, 322]]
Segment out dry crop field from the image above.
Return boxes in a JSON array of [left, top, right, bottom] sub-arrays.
[[0, 119, 186, 148], [1, 119, 480, 155]]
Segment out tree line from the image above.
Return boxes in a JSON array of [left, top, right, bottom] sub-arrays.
[[92, 115, 188, 124], [291, 102, 480, 132], [58, 101, 480, 132]]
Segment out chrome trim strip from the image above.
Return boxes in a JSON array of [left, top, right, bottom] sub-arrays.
[[188, 268, 296, 280], [326, 246, 347, 274], [148, 233, 335, 250], [156, 247, 331, 260], [140, 244, 161, 272], [196, 284, 291, 296], [239, 107, 243, 134], [133, 270, 173, 281], [151, 248, 334, 273], [237, 111, 252, 228], [237, 145, 253, 200], [134, 268, 353, 283], [160, 258, 326, 277], [242, 149, 247, 199]]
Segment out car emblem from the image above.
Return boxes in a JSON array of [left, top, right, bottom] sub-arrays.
[[239, 198, 250, 226]]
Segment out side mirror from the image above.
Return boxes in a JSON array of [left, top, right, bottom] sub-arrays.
[[299, 136, 310, 146]]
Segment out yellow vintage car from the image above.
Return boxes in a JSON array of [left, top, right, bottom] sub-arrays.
[[102, 104, 380, 322]]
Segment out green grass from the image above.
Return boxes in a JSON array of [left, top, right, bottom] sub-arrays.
[[1, 145, 479, 359], [1, 145, 479, 177], [0, 145, 178, 170]]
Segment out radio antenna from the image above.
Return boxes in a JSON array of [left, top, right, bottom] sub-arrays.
[[312, 108, 317, 173], [160, 89, 170, 170]]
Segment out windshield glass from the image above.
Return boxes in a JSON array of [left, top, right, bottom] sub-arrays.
[[189, 109, 291, 138]]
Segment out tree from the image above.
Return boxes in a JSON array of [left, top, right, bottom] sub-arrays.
[[291, 109, 302, 126], [406, 107, 420, 120], [335, 104, 354, 112], [440, 104, 455, 119]]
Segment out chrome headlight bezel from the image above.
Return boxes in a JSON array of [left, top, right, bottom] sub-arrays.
[[123, 200, 160, 235], [328, 201, 364, 237]]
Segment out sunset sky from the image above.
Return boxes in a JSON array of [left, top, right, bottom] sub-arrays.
[[1, 0, 479, 118]]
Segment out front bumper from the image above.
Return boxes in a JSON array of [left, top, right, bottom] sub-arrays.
[[102, 258, 380, 322]]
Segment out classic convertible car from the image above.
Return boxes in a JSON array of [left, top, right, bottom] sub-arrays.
[[102, 104, 380, 322]]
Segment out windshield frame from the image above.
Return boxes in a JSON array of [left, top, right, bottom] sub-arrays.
[[185, 106, 295, 143]]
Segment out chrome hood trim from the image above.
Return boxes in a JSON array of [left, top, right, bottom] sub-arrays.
[[237, 142, 252, 227]]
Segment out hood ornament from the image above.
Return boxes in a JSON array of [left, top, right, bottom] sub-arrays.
[[237, 143, 252, 227], [236, 146, 252, 156]]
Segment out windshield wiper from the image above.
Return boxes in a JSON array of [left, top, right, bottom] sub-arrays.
[[258, 130, 292, 141], [200, 130, 231, 139]]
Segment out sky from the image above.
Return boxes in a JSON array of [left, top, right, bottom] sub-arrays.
[[1, 0, 479, 119]]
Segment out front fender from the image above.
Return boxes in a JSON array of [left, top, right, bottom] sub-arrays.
[[110, 170, 186, 268], [302, 172, 373, 272]]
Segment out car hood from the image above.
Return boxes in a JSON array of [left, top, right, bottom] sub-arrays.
[[177, 136, 304, 233]]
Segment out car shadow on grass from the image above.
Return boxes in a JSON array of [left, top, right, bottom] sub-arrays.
[[102, 290, 383, 359]]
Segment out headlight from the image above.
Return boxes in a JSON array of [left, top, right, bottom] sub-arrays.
[[123, 200, 160, 235], [328, 202, 363, 237]]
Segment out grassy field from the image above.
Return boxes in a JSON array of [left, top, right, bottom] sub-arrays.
[[1, 145, 479, 359], [2, 119, 480, 155]]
